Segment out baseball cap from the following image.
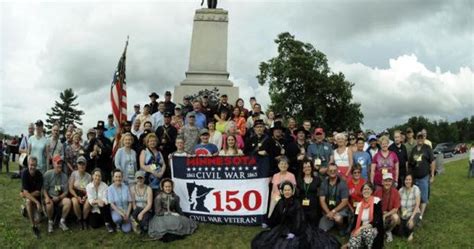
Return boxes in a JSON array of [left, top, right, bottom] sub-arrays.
[[35, 120, 44, 126], [383, 173, 393, 181], [200, 128, 210, 136], [314, 128, 324, 135], [53, 155, 63, 164], [135, 171, 145, 179], [76, 156, 87, 164], [368, 135, 377, 142]]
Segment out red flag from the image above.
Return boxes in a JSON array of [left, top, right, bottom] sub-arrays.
[[110, 37, 129, 156]]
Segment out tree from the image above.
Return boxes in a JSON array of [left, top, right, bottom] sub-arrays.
[[45, 88, 84, 136], [257, 32, 363, 132]]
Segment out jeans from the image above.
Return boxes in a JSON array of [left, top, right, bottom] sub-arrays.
[[111, 210, 132, 233], [415, 175, 430, 204]]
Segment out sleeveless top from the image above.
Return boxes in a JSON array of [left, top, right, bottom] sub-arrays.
[[144, 149, 162, 190], [134, 186, 148, 209], [334, 147, 350, 175]]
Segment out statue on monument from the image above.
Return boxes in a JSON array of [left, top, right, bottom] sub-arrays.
[[201, 0, 217, 9]]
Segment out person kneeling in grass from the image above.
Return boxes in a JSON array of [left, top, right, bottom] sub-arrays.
[[43, 155, 71, 233], [374, 173, 401, 243], [20, 156, 43, 238], [398, 174, 421, 241], [107, 169, 132, 233]]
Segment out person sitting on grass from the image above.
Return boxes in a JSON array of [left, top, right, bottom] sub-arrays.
[[107, 169, 132, 233], [86, 168, 114, 232], [318, 163, 350, 235], [345, 182, 384, 249], [252, 181, 341, 249], [148, 178, 197, 241], [398, 174, 421, 241], [43, 155, 71, 233], [69, 156, 92, 230], [20, 156, 43, 238], [374, 173, 401, 243], [130, 171, 153, 234]]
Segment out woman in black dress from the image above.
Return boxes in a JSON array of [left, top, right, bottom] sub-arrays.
[[296, 159, 321, 226], [252, 181, 340, 249]]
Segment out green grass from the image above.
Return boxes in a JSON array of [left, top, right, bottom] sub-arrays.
[[1, 159, 473, 249]]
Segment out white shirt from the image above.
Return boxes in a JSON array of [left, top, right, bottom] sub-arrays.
[[86, 181, 109, 213], [152, 111, 164, 130], [355, 197, 381, 225]]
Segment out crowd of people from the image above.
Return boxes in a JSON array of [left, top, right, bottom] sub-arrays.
[[13, 90, 441, 248]]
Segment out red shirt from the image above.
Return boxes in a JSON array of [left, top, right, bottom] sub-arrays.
[[347, 177, 365, 208], [374, 187, 401, 212]]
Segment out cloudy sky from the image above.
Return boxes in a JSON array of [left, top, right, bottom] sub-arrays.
[[1, 0, 473, 136]]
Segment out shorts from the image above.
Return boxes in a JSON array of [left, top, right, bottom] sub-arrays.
[[415, 175, 429, 204], [318, 208, 350, 231]]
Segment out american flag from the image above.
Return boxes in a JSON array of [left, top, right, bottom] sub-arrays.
[[110, 36, 129, 156]]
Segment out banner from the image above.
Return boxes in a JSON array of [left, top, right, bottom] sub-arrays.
[[171, 156, 271, 225]]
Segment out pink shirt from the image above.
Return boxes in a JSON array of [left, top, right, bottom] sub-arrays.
[[271, 172, 296, 197], [372, 150, 399, 186]]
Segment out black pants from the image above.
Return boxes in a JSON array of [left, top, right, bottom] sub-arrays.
[[88, 205, 113, 228], [131, 207, 152, 231]]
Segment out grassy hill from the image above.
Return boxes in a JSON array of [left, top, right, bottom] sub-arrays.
[[1, 159, 473, 249]]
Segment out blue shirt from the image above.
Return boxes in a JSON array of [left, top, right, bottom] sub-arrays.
[[194, 143, 218, 156], [114, 148, 137, 185], [107, 184, 131, 211], [185, 111, 207, 129], [306, 142, 333, 167], [352, 151, 372, 180], [144, 149, 164, 190], [104, 124, 117, 141]]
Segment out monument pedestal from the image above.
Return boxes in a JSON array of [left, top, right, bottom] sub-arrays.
[[174, 8, 239, 103]]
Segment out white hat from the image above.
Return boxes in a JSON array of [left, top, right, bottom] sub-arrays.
[[382, 173, 393, 180]]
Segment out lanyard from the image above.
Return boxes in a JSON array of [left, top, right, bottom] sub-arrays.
[[303, 178, 312, 197], [404, 188, 412, 208]]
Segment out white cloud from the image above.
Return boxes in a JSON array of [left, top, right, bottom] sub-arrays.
[[332, 54, 474, 132], [1, 1, 472, 136]]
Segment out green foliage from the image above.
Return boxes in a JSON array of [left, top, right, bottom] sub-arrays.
[[1, 159, 473, 248], [258, 32, 363, 132], [388, 115, 474, 145], [45, 88, 84, 136], [190, 87, 221, 107]]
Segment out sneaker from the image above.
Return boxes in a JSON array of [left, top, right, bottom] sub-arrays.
[[59, 220, 69, 231], [48, 221, 54, 233], [261, 223, 268, 229], [105, 223, 115, 233], [32, 226, 40, 239], [386, 231, 393, 243]]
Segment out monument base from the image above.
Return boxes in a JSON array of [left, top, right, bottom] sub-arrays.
[[174, 85, 239, 104]]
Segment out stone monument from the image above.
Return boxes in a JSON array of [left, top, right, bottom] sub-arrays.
[[174, 7, 239, 103]]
